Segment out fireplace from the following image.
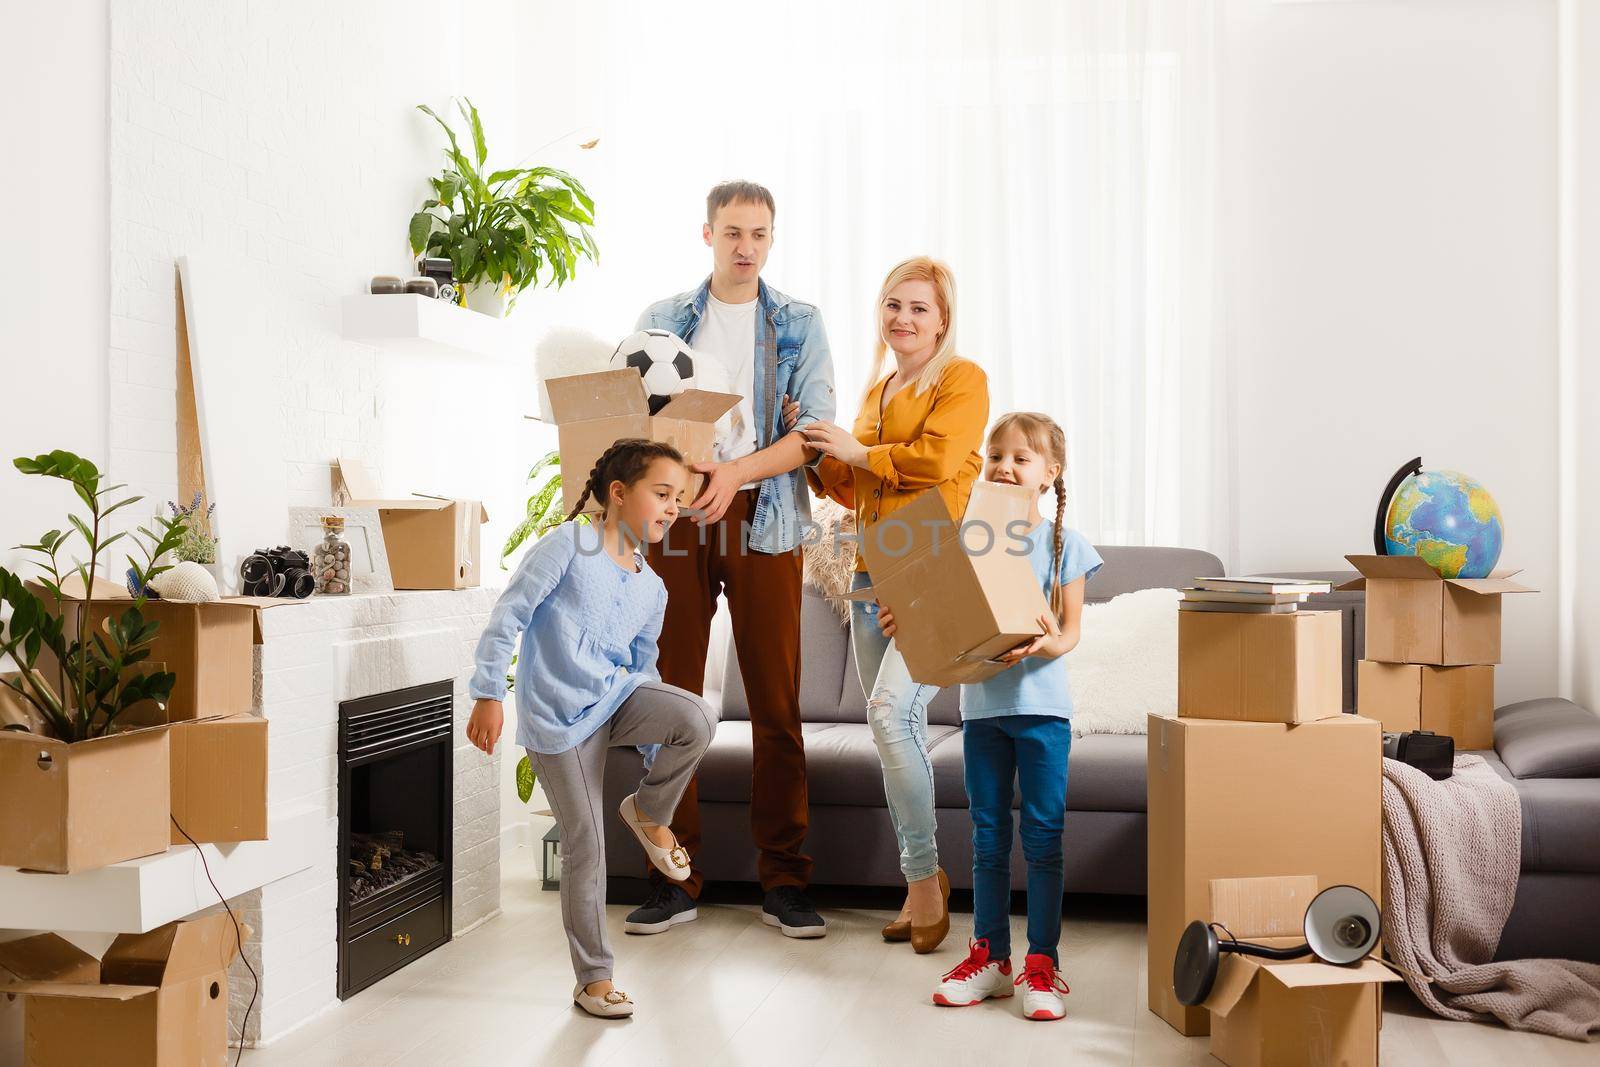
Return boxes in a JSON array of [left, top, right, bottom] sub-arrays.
[[337, 679, 454, 999]]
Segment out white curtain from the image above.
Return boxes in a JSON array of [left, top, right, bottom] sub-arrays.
[[516, 0, 1227, 556]]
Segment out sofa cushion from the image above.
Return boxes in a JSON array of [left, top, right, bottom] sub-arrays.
[[1482, 753, 1600, 873], [720, 589, 850, 722], [928, 729, 1147, 812], [1495, 698, 1600, 779]]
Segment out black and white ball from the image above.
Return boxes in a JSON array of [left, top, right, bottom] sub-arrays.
[[611, 329, 696, 414]]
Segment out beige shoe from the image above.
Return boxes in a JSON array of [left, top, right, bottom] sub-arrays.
[[573, 982, 635, 1019], [619, 793, 691, 882]]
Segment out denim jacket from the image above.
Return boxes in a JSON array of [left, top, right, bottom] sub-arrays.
[[636, 277, 836, 554]]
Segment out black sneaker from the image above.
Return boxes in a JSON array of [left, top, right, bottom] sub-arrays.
[[761, 886, 827, 939], [623, 882, 698, 935]]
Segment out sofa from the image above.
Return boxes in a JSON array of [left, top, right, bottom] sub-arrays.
[[600, 547, 1600, 963]]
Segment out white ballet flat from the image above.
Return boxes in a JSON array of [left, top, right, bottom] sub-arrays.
[[618, 793, 691, 882], [573, 982, 635, 1018]]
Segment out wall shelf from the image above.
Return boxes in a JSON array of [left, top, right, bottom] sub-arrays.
[[341, 293, 511, 359], [0, 807, 321, 934]]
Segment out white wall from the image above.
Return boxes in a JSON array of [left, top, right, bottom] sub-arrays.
[[0, 3, 109, 576], [1219, 0, 1559, 704], [1574, 0, 1600, 712]]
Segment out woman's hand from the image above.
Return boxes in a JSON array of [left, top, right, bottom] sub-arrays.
[[782, 394, 819, 462], [877, 603, 897, 638], [998, 611, 1066, 665], [800, 419, 870, 468], [467, 698, 504, 755]]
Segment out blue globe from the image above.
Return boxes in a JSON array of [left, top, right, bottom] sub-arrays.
[[1383, 468, 1503, 579]]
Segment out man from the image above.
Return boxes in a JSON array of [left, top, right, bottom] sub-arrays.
[[623, 180, 836, 938]]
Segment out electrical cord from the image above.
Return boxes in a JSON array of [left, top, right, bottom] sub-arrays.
[[171, 814, 258, 1067]]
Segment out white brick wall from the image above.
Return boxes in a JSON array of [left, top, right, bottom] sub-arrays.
[[105, 0, 467, 520], [232, 588, 500, 1047]]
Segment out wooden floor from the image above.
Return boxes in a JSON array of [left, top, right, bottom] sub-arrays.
[[244, 840, 1595, 1066]]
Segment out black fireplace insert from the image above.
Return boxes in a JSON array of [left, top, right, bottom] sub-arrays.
[[337, 679, 454, 999]]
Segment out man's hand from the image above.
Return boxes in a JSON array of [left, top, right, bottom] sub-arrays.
[[997, 611, 1066, 665], [688, 459, 747, 525], [467, 698, 504, 755]]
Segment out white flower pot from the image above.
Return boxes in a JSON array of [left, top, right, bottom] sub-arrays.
[[463, 281, 510, 318]]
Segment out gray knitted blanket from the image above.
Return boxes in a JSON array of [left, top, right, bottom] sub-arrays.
[[1381, 754, 1600, 1041]]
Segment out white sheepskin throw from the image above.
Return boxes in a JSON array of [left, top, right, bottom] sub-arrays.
[[1065, 587, 1180, 736], [148, 560, 221, 603], [802, 496, 858, 623], [533, 326, 733, 437]]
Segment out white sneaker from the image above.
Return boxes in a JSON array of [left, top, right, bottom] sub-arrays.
[[573, 981, 635, 1019], [932, 940, 1014, 1007], [1016, 953, 1069, 1021]]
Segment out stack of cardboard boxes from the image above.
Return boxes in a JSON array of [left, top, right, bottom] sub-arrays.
[[1341, 555, 1533, 750], [1150, 602, 1389, 1065]]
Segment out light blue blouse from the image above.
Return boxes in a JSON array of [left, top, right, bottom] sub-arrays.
[[959, 522, 1104, 721], [469, 522, 667, 754]]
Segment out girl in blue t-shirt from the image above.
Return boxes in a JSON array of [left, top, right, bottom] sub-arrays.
[[877, 412, 1102, 1022]]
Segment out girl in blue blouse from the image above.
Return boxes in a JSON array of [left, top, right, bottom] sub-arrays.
[[466, 439, 718, 1019], [876, 412, 1103, 1023]]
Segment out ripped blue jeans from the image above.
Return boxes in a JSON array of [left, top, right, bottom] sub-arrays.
[[850, 570, 942, 882]]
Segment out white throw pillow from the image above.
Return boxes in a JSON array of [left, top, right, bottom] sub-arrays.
[[1065, 587, 1180, 736]]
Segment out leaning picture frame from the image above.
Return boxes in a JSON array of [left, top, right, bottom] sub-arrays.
[[287, 506, 394, 594]]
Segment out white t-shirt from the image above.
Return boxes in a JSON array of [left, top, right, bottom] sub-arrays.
[[695, 293, 761, 489]]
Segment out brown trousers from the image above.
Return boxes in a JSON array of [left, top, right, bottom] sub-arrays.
[[644, 489, 810, 897]]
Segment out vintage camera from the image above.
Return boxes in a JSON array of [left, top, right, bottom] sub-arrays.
[[1382, 730, 1454, 781], [239, 546, 317, 600], [417, 256, 458, 303]]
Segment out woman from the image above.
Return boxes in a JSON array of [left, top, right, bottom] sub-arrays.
[[787, 255, 989, 954]]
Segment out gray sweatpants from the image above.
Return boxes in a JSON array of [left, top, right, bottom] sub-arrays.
[[529, 680, 717, 985]]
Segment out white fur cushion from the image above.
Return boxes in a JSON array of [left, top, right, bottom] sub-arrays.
[[1066, 587, 1180, 736]]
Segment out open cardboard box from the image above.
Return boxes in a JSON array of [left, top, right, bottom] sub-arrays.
[[840, 481, 1053, 688], [1339, 555, 1534, 666], [1200, 875, 1400, 1067], [0, 913, 244, 1067], [1357, 660, 1494, 750], [538, 368, 741, 517], [27, 574, 290, 722], [1178, 609, 1342, 724], [0, 669, 174, 874], [334, 457, 488, 589], [168, 714, 268, 846], [1146, 714, 1383, 1037]]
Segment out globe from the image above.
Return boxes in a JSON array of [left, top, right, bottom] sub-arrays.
[[1382, 468, 1503, 579]]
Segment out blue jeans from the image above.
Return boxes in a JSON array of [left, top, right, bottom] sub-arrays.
[[850, 571, 942, 882], [963, 714, 1072, 963]]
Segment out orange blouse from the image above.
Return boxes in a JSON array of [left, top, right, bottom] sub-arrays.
[[807, 356, 990, 572]]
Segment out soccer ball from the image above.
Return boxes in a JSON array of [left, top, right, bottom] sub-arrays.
[[611, 329, 696, 414]]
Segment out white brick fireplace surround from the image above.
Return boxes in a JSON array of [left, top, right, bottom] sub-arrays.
[[234, 587, 501, 1046]]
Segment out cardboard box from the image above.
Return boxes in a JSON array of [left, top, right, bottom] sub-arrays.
[[1146, 714, 1383, 1036], [0, 669, 173, 874], [1178, 610, 1342, 724], [29, 576, 273, 722], [168, 714, 269, 845], [1201, 875, 1400, 1067], [542, 368, 742, 517], [1339, 555, 1534, 666], [842, 481, 1053, 687], [0, 914, 243, 1067], [334, 458, 488, 589], [1357, 660, 1494, 750], [0, 933, 101, 1067]]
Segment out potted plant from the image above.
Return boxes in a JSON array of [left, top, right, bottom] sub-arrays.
[[500, 451, 582, 569], [408, 99, 599, 318]]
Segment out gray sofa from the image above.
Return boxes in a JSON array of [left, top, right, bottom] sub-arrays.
[[600, 548, 1600, 964]]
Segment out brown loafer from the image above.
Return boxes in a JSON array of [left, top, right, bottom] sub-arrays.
[[910, 868, 952, 955], [882, 916, 912, 942]]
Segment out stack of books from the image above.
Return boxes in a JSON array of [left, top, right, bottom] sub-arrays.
[[1180, 576, 1333, 613]]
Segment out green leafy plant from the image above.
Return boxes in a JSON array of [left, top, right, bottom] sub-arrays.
[[168, 491, 218, 565], [502, 451, 583, 568], [501, 654, 538, 803], [408, 99, 599, 309], [0, 451, 187, 742]]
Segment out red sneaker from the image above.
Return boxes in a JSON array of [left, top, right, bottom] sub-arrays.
[[932, 939, 1013, 1007], [1016, 953, 1069, 1020]]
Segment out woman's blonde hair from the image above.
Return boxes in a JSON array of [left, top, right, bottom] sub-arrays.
[[862, 256, 959, 403], [988, 411, 1071, 622]]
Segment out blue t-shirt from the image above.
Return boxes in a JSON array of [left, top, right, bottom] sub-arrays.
[[959, 522, 1103, 721]]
